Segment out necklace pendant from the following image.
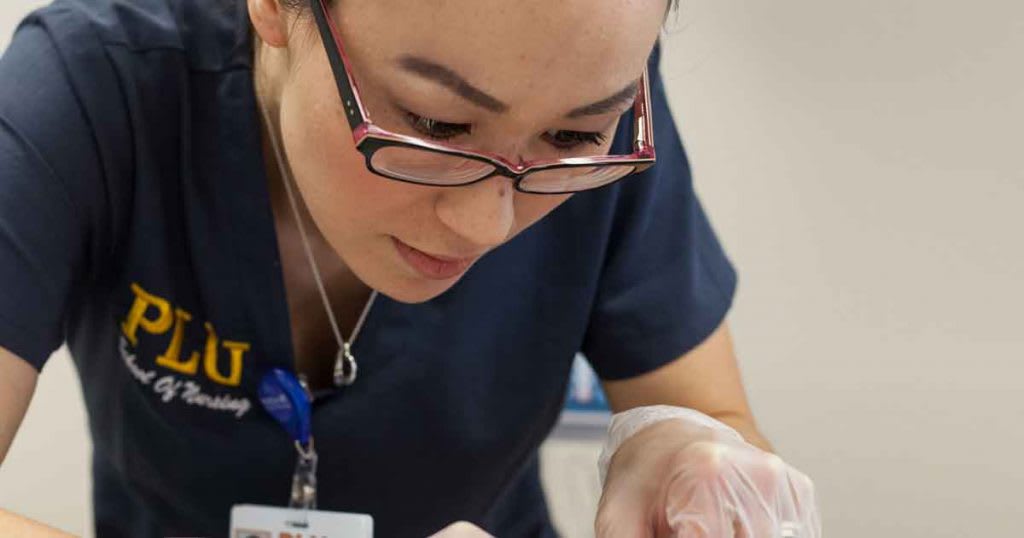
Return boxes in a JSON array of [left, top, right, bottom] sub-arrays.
[[332, 343, 358, 387]]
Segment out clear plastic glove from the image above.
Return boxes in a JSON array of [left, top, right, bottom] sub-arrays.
[[596, 407, 821, 538], [428, 521, 493, 537]]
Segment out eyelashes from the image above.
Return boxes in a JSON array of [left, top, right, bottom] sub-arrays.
[[404, 112, 471, 140], [541, 129, 607, 150], [403, 111, 608, 151]]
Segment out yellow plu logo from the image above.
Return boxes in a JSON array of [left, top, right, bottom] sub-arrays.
[[121, 282, 251, 387]]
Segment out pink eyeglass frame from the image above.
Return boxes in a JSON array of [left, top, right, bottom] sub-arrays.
[[310, 0, 657, 194]]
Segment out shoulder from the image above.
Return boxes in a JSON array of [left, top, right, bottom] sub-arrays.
[[2, 0, 252, 152], [1, 0, 255, 185], [0, 0, 255, 275], [18, 0, 251, 71]]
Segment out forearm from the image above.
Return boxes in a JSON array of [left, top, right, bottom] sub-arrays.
[[608, 409, 772, 474], [707, 411, 774, 453], [0, 509, 76, 537], [602, 323, 775, 454]]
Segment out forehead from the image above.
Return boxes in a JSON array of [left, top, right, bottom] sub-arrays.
[[333, 0, 666, 110]]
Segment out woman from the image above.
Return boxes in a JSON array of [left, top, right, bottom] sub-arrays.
[[0, 0, 820, 536]]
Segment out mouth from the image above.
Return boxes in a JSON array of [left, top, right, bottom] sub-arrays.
[[391, 236, 480, 281]]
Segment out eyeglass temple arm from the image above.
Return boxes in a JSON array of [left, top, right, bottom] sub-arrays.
[[311, 0, 370, 132], [633, 68, 656, 157]]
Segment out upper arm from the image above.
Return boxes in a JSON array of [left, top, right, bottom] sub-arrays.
[[0, 15, 117, 368], [601, 322, 773, 451], [601, 321, 749, 415], [580, 44, 738, 383], [0, 345, 38, 465]]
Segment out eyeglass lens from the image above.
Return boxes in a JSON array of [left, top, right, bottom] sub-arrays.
[[370, 146, 636, 193], [370, 147, 495, 185]]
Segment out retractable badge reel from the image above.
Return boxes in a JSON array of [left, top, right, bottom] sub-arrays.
[[259, 368, 319, 513], [229, 368, 373, 538]]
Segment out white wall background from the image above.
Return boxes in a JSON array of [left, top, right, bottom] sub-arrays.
[[2, 1, 1023, 536]]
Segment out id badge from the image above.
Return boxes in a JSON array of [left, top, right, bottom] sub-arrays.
[[230, 504, 373, 538]]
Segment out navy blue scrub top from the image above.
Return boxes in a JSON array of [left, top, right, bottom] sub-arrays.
[[0, 0, 737, 536]]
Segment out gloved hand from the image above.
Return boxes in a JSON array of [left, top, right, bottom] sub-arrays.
[[428, 521, 493, 537], [596, 406, 821, 537]]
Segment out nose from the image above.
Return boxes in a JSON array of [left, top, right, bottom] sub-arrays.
[[435, 174, 516, 250]]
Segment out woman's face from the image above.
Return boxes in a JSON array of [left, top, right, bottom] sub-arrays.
[[259, 0, 666, 303]]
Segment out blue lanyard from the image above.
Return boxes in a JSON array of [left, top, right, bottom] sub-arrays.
[[258, 368, 318, 511], [258, 368, 312, 446]]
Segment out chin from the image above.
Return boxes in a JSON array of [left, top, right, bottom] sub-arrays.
[[374, 275, 461, 304]]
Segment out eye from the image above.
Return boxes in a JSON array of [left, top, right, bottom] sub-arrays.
[[404, 112, 471, 140], [542, 129, 608, 151]]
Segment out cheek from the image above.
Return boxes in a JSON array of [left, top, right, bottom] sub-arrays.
[[277, 75, 426, 254], [282, 69, 396, 204], [513, 192, 574, 236]]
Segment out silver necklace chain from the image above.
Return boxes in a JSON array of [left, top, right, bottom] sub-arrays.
[[261, 104, 378, 387]]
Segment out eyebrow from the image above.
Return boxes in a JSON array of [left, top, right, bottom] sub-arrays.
[[566, 80, 639, 118], [396, 54, 639, 119], [397, 55, 509, 113]]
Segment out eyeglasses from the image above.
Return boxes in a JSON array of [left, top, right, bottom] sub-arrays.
[[309, 0, 657, 195]]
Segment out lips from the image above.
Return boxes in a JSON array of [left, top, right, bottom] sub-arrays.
[[391, 237, 479, 280]]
